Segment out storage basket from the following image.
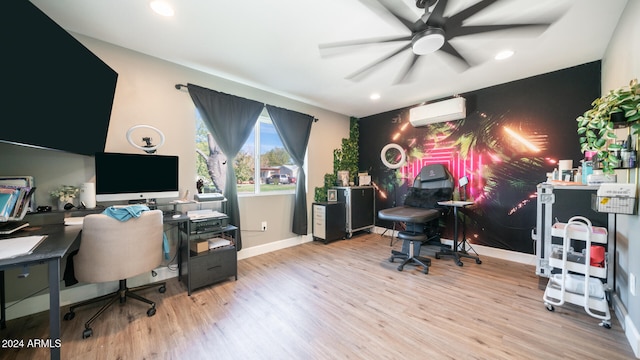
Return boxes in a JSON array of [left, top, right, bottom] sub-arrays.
[[591, 193, 637, 214]]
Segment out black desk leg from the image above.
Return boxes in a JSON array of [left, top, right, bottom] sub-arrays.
[[49, 259, 61, 360], [1, 270, 5, 329], [454, 207, 481, 265]]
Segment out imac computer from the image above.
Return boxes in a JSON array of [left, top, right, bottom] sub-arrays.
[[95, 152, 179, 203]]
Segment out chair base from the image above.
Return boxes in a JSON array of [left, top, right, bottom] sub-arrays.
[[435, 246, 482, 267], [389, 231, 432, 274], [389, 249, 431, 274], [64, 279, 166, 339]]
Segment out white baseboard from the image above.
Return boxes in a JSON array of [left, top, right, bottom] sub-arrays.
[[372, 226, 536, 265], [5, 266, 178, 321], [237, 234, 313, 260], [613, 294, 640, 358], [5, 236, 313, 321]]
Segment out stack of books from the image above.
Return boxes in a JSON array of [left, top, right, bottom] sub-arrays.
[[0, 185, 35, 222]]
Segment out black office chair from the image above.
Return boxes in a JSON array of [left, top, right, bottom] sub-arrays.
[[378, 164, 454, 274]]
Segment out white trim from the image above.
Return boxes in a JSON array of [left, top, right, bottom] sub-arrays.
[[237, 234, 313, 260], [613, 294, 640, 358], [4, 266, 178, 321], [372, 226, 536, 265]]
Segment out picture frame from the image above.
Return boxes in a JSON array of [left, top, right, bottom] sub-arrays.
[[337, 170, 349, 186], [327, 189, 337, 202]]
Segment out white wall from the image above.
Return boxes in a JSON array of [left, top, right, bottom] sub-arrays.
[[0, 34, 350, 317], [601, 0, 640, 356]]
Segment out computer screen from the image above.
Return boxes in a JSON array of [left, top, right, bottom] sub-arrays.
[[95, 152, 179, 202]]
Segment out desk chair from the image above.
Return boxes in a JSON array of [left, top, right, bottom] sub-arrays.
[[64, 210, 166, 339], [378, 164, 454, 274]]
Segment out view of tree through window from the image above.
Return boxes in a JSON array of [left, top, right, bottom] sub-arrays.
[[195, 110, 296, 195]]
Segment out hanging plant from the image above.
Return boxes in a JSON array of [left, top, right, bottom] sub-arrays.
[[576, 78, 640, 173]]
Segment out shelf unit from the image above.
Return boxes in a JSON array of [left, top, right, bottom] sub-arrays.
[[174, 199, 238, 295], [179, 223, 238, 295], [543, 216, 611, 328]]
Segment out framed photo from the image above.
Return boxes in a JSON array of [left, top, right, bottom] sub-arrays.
[[327, 189, 337, 202]]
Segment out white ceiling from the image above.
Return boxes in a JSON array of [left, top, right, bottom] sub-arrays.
[[30, 0, 627, 118]]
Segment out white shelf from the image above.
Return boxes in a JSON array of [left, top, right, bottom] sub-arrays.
[[548, 257, 607, 279], [551, 222, 607, 243], [544, 282, 609, 314]]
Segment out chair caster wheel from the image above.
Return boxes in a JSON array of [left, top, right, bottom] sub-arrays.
[[422, 268, 429, 274], [388, 256, 394, 263], [476, 259, 482, 264], [82, 328, 93, 339], [159, 285, 166, 293], [147, 307, 156, 317], [545, 304, 554, 312], [600, 321, 611, 329], [397, 265, 404, 271], [435, 254, 440, 259], [64, 311, 75, 321], [456, 261, 463, 266]]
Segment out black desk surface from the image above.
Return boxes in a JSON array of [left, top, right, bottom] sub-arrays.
[[0, 224, 82, 269]]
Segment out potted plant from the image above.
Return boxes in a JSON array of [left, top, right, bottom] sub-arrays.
[[576, 78, 640, 173], [50, 185, 79, 210]]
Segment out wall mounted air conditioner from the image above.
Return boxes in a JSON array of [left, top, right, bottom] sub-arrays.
[[409, 97, 466, 127]]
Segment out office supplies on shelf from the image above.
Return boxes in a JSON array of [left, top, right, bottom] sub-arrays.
[[0, 185, 35, 222], [0, 235, 47, 259], [194, 193, 225, 202], [187, 209, 227, 219]]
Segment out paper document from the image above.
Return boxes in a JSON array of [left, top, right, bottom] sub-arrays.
[[0, 235, 47, 259], [64, 217, 85, 226], [187, 209, 227, 219]]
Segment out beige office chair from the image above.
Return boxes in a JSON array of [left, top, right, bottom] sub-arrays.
[[63, 210, 166, 339]]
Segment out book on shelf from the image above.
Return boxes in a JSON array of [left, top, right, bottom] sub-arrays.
[[0, 185, 35, 222]]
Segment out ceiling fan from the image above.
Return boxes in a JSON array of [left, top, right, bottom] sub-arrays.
[[319, 0, 553, 83]]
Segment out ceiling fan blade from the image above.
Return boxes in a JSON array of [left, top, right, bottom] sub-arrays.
[[447, 23, 549, 39], [394, 53, 421, 84], [447, 0, 498, 28], [438, 42, 470, 68], [346, 43, 412, 81], [358, 0, 416, 31], [319, 35, 412, 50], [427, 0, 448, 27]]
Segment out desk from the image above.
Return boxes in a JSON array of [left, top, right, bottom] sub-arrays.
[[0, 224, 82, 360], [436, 200, 481, 266]]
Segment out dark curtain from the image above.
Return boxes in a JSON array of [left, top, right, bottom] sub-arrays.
[[187, 83, 264, 251], [266, 104, 314, 235]]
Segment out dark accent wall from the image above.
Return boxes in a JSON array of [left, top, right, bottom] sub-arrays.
[[360, 61, 601, 254]]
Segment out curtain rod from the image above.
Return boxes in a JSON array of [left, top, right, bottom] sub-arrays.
[[174, 83, 318, 122]]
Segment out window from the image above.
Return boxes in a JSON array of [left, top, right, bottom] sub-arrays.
[[195, 109, 296, 195]]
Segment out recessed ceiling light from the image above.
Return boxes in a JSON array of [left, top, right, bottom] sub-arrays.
[[370, 93, 381, 100], [495, 50, 514, 60], [150, 1, 174, 17]]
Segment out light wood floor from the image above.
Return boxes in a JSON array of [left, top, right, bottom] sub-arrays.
[[1, 233, 636, 360]]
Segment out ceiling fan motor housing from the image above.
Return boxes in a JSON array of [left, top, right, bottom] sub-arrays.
[[412, 27, 445, 55]]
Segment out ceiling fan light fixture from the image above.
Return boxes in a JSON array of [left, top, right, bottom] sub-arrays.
[[495, 50, 514, 60], [150, 1, 174, 17], [411, 28, 445, 55]]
